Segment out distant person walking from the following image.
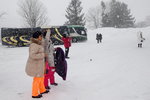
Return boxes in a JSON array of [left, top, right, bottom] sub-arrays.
[[62, 34, 72, 59], [137, 31, 145, 48], [25, 31, 49, 98], [96, 33, 102, 43]]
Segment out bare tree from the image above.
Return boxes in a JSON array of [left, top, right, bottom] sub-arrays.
[[86, 6, 102, 29], [145, 15, 150, 26], [0, 12, 6, 43], [0, 12, 6, 19], [18, 0, 48, 28]]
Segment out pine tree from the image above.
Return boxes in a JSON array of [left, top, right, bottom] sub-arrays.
[[65, 0, 85, 26], [108, 0, 135, 28], [101, 1, 110, 27], [120, 3, 135, 27]]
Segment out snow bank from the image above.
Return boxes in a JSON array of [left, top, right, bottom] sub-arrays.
[[0, 27, 150, 100]]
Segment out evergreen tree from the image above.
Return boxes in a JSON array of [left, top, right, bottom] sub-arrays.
[[65, 0, 85, 26], [108, 0, 135, 28], [101, 1, 110, 27]]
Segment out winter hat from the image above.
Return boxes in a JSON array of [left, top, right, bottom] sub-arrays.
[[32, 31, 42, 39], [63, 34, 67, 38]]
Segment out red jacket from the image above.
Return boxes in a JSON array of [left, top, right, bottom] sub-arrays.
[[62, 37, 71, 48]]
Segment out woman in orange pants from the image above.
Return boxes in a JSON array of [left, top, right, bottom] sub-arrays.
[[25, 31, 49, 98]]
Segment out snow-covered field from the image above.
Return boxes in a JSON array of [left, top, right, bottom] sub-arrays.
[[0, 27, 150, 100]]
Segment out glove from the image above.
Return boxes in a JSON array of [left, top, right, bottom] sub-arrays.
[[51, 67, 55, 72], [46, 69, 49, 74]]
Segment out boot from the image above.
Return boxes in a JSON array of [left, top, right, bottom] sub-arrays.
[[140, 44, 142, 48], [65, 56, 70, 59], [45, 86, 50, 90], [32, 94, 42, 98], [51, 83, 58, 86], [41, 90, 49, 94]]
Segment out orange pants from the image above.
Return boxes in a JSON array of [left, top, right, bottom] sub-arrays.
[[32, 77, 46, 96]]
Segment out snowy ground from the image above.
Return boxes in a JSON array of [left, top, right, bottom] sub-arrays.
[[0, 27, 150, 100]]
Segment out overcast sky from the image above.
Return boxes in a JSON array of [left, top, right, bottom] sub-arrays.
[[0, 0, 150, 27]]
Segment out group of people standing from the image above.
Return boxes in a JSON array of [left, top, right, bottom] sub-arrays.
[[25, 29, 71, 98], [96, 33, 102, 43]]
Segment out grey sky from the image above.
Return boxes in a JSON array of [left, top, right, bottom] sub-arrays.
[[0, 0, 150, 27]]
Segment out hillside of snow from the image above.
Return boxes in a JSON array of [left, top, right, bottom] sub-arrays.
[[0, 27, 150, 100]]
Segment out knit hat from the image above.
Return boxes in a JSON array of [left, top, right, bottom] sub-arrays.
[[32, 31, 42, 39]]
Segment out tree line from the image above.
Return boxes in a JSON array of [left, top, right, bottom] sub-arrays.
[[1, 0, 149, 28], [87, 0, 135, 28]]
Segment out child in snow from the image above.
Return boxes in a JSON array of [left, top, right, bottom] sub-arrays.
[[43, 29, 58, 90], [137, 31, 145, 48], [61, 34, 72, 58], [25, 31, 49, 98]]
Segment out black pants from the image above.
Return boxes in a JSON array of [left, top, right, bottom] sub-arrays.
[[138, 43, 142, 48], [65, 48, 69, 57], [97, 39, 101, 43]]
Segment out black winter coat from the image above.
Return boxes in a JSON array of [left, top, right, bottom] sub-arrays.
[[55, 47, 67, 80]]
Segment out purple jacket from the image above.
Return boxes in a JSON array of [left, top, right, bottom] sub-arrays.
[[55, 47, 67, 80]]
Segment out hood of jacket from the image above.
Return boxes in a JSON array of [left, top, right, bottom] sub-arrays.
[[30, 38, 42, 45]]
